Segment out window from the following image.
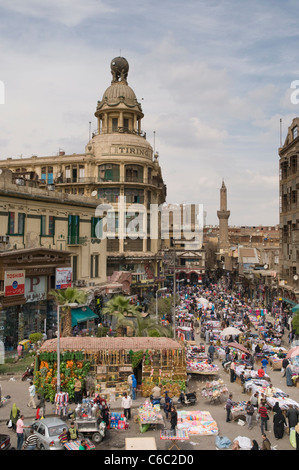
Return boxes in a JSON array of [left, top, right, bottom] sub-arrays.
[[91, 217, 103, 239], [124, 188, 144, 203], [98, 188, 120, 203], [41, 215, 55, 236], [90, 255, 100, 279], [68, 215, 80, 244], [293, 126, 298, 140], [40, 166, 53, 184], [98, 164, 120, 182], [125, 165, 144, 183], [112, 118, 118, 132], [7, 212, 25, 235]]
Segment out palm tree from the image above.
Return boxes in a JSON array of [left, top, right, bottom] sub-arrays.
[[50, 287, 87, 337], [102, 295, 140, 336], [134, 312, 172, 337]]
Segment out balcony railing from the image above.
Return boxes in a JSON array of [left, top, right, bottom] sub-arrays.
[[67, 236, 88, 246], [92, 127, 146, 139]]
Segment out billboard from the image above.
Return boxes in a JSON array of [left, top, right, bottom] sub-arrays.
[[55, 267, 72, 289], [25, 276, 47, 303], [4, 270, 25, 296]]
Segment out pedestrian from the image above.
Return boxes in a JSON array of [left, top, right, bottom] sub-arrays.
[[74, 377, 82, 404], [127, 374, 133, 395], [79, 439, 88, 450], [250, 392, 259, 409], [245, 401, 255, 430], [295, 422, 299, 450], [261, 357, 269, 374], [9, 403, 20, 431], [258, 401, 269, 434], [131, 374, 137, 400], [170, 405, 177, 432], [58, 427, 68, 446], [208, 342, 215, 363], [23, 428, 38, 450], [67, 421, 79, 441], [281, 357, 289, 377], [257, 366, 265, 378], [121, 392, 132, 420], [251, 440, 259, 450], [273, 407, 286, 439], [240, 371, 246, 393], [35, 395, 46, 419], [27, 381, 36, 409], [261, 433, 271, 450], [286, 404, 299, 430], [16, 414, 27, 450], [286, 363, 294, 386], [230, 361, 236, 382], [226, 393, 234, 423]]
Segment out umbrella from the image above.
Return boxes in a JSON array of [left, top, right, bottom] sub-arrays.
[[228, 342, 251, 356], [220, 327, 243, 337], [198, 297, 208, 305], [286, 346, 299, 359]]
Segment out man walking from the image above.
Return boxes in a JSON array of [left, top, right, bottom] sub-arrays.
[[121, 392, 132, 420], [27, 381, 36, 409]]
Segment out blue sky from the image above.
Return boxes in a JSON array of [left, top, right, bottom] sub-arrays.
[[0, 0, 299, 225]]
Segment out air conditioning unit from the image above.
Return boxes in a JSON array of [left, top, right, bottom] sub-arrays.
[[0, 236, 9, 243]]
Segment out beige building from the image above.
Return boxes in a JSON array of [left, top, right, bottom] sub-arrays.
[[0, 168, 107, 346], [279, 117, 299, 302], [0, 57, 167, 291]]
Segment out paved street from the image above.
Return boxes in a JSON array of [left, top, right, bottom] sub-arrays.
[[1, 316, 298, 451]]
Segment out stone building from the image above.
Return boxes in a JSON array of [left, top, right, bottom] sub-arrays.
[[0, 57, 167, 293], [0, 168, 107, 347], [278, 117, 299, 303]]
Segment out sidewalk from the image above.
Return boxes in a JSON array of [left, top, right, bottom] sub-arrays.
[[0, 373, 147, 424]]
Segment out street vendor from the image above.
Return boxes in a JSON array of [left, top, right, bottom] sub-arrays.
[[67, 421, 79, 441], [151, 383, 161, 399], [74, 377, 82, 404]]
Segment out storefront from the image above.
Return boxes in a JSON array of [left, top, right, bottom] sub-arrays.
[[0, 248, 71, 348]]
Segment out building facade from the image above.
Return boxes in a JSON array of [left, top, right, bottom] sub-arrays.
[[279, 117, 299, 302], [0, 169, 107, 347], [0, 57, 167, 293]]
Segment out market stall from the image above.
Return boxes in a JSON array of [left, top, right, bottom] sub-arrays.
[[160, 429, 189, 450], [138, 400, 164, 432], [177, 410, 218, 436], [201, 379, 228, 403]]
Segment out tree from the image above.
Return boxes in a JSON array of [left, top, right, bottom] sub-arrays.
[[50, 287, 87, 337], [102, 295, 140, 336], [134, 312, 172, 338]]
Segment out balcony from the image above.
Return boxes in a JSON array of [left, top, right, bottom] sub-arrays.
[[67, 236, 88, 246], [92, 127, 146, 139]]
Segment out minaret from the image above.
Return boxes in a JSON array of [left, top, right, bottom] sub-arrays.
[[217, 180, 230, 250]]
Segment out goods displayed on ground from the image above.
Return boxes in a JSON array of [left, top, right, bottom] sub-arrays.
[[187, 359, 219, 375], [201, 379, 228, 403], [64, 438, 96, 450], [177, 410, 218, 436]]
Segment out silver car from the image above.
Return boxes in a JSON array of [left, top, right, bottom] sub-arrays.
[[23, 418, 69, 450]]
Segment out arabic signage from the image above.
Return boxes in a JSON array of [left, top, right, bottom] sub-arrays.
[[4, 270, 25, 297], [25, 276, 47, 303], [55, 267, 72, 289]]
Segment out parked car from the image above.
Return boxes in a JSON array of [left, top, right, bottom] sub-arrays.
[[0, 434, 11, 450], [23, 418, 69, 450]]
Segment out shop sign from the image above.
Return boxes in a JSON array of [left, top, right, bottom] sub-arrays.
[[55, 267, 72, 289], [25, 276, 47, 303], [4, 270, 25, 296]]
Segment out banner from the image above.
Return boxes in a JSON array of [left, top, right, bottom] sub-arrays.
[[4, 270, 25, 296], [55, 267, 72, 289], [25, 276, 47, 303]]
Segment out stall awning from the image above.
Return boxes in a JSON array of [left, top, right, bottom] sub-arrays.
[[71, 306, 99, 327], [292, 304, 299, 313]]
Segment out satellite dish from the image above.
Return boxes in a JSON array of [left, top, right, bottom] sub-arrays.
[[264, 264, 268, 269], [294, 275, 298, 281], [91, 190, 97, 197]]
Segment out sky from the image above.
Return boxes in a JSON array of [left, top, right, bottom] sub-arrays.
[[0, 0, 299, 226]]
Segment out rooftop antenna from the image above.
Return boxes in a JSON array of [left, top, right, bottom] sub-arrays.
[[280, 118, 282, 147], [153, 131, 156, 154], [89, 121, 91, 141]]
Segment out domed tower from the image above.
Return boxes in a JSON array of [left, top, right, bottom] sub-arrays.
[[87, 57, 166, 280]]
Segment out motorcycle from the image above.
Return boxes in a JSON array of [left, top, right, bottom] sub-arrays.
[[177, 391, 197, 406], [21, 367, 34, 381], [150, 395, 162, 405]]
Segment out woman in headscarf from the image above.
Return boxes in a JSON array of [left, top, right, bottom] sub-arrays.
[[251, 440, 259, 450], [273, 406, 287, 439], [9, 403, 20, 431]]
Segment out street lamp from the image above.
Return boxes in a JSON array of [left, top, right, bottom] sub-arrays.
[[156, 287, 167, 322], [56, 302, 78, 392]]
